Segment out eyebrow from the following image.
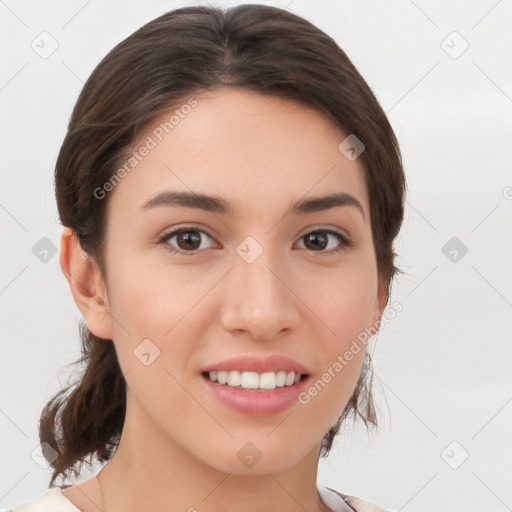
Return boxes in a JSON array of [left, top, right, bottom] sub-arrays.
[[142, 190, 365, 220]]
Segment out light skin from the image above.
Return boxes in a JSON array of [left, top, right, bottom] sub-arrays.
[[60, 87, 387, 512]]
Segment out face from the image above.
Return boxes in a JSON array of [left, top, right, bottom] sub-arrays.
[[94, 87, 385, 475]]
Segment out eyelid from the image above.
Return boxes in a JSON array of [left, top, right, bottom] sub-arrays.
[[296, 224, 351, 241]]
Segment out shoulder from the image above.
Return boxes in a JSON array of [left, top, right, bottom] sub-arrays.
[[325, 486, 395, 512], [7, 487, 80, 512]]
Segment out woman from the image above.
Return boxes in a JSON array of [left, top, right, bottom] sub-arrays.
[[11, 4, 405, 512]]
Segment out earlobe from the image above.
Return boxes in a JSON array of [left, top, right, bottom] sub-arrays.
[[59, 227, 113, 340], [371, 278, 389, 331]]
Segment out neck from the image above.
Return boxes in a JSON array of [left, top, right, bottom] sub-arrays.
[[95, 396, 328, 512]]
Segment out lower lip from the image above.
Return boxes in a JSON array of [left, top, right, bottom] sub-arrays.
[[200, 374, 310, 416]]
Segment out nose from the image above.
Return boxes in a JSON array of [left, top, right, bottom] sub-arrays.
[[218, 246, 300, 340]]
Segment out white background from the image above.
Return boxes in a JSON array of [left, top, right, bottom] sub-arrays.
[[1, 1, 511, 510]]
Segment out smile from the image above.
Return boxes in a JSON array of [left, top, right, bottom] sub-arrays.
[[203, 370, 308, 391]]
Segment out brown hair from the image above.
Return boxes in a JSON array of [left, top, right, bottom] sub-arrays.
[[41, 3, 406, 487]]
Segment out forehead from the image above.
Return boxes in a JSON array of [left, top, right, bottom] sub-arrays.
[[108, 87, 369, 219]]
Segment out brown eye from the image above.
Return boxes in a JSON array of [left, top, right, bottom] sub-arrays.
[[176, 231, 201, 251], [297, 230, 352, 254], [159, 228, 216, 255]]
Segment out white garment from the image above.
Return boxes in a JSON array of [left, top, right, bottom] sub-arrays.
[[5, 487, 80, 512], [6, 484, 390, 512]]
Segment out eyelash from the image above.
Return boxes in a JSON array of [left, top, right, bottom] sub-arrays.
[[157, 226, 353, 257]]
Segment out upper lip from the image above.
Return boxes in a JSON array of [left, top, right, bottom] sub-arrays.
[[201, 355, 310, 375]]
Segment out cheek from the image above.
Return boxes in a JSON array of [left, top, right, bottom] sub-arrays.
[[298, 279, 373, 422], [307, 258, 379, 346], [297, 257, 377, 410], [106, 247, 202, 330], [105, 250, 219, 375], [105, 233, 378, 368]]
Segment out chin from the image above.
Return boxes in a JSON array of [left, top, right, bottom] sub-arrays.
[[200, 435, 315, 476]]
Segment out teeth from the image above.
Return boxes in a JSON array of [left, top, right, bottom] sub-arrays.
[[275, 371, 286, 387], [227, 371, 241, 387], [206, 370, 304, 390]]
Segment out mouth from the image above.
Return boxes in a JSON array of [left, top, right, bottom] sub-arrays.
[[201, 370, 309, 392], [200, 369, 311, 415], [199, 354, 311, 414]]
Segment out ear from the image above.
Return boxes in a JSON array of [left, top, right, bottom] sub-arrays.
[[371, 277, 389, 331], [59, 227, 113, 340]]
